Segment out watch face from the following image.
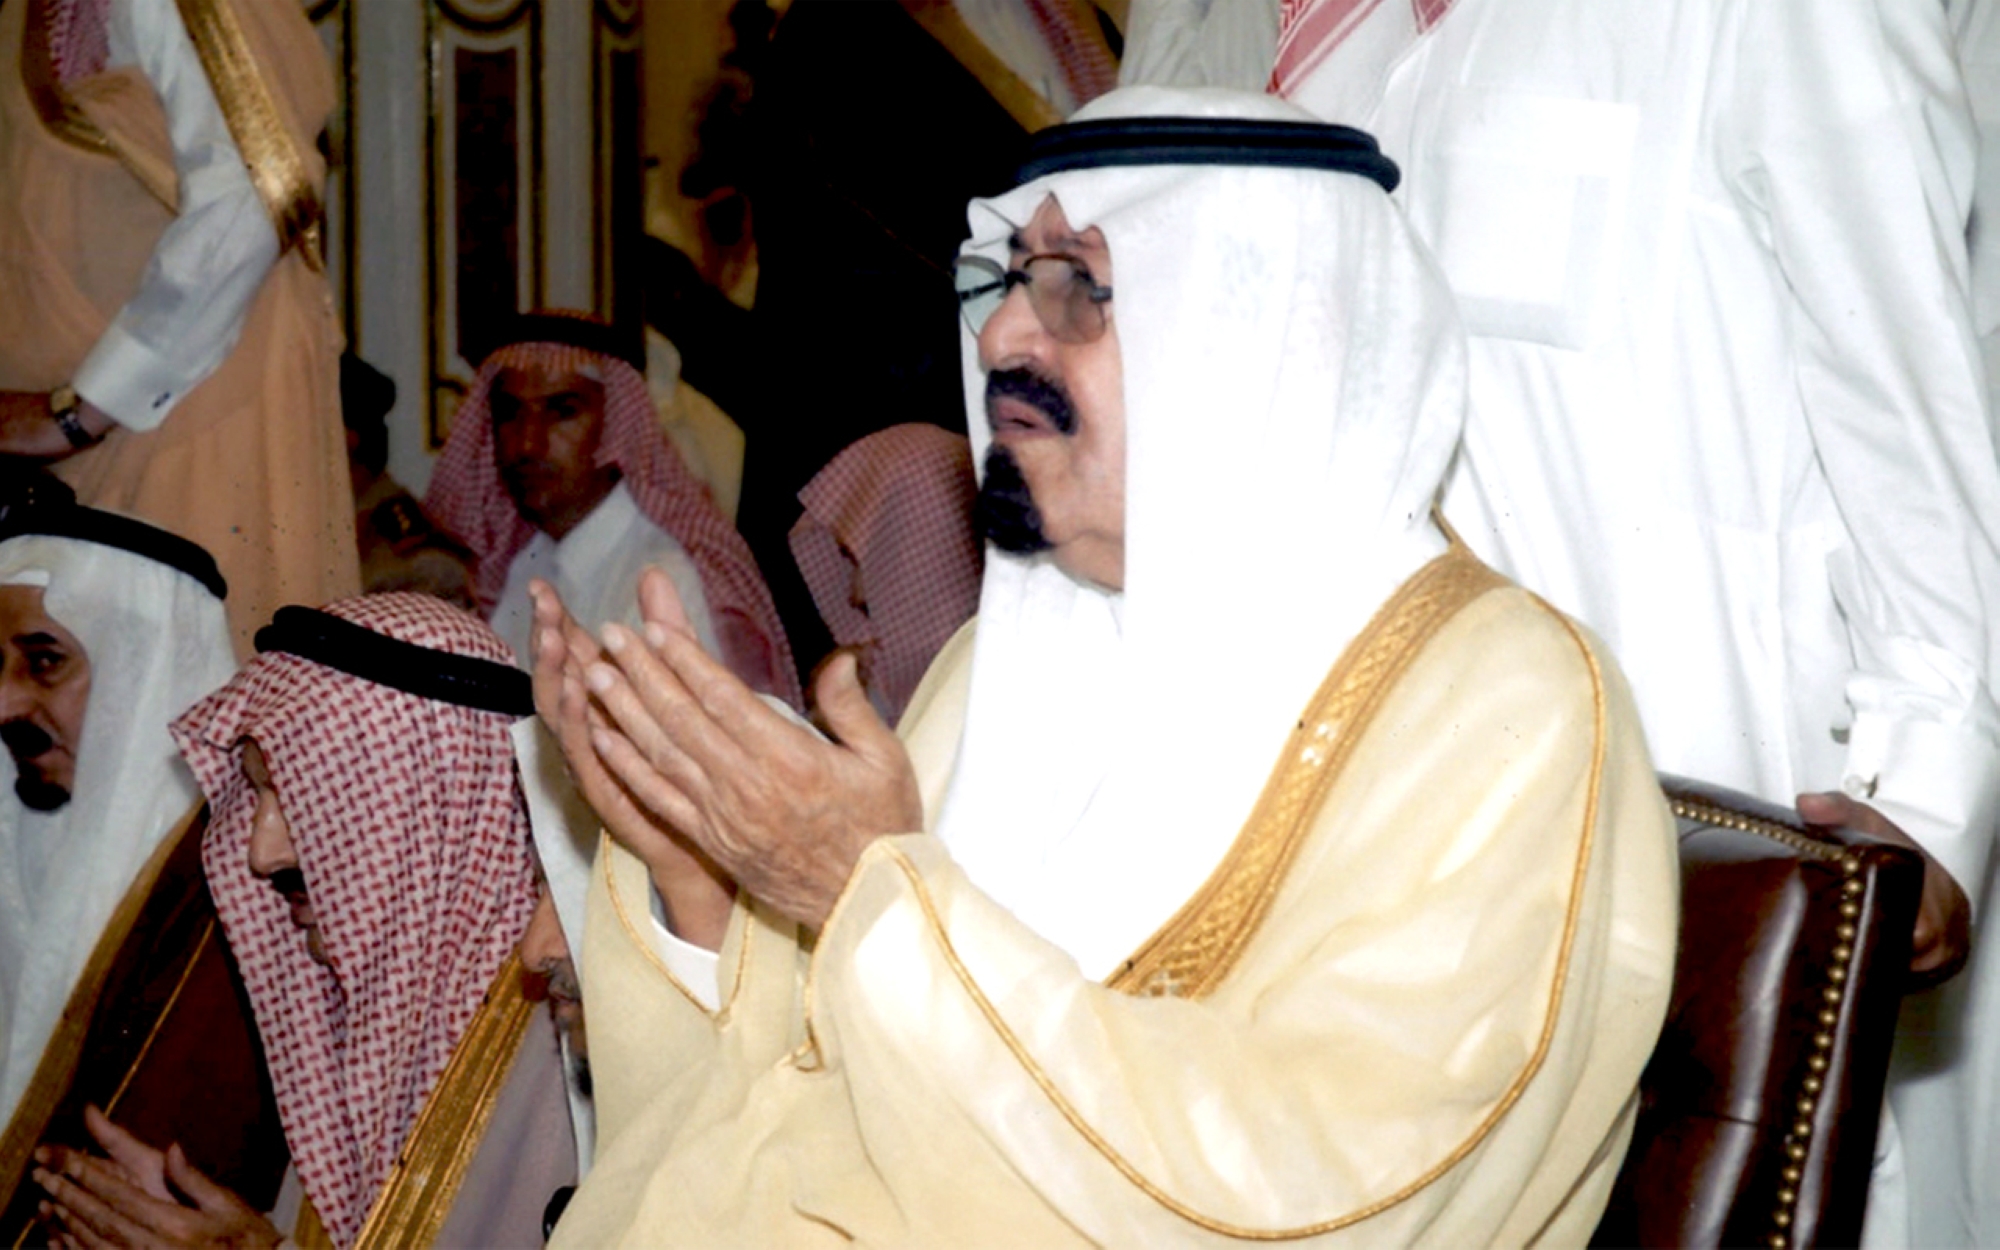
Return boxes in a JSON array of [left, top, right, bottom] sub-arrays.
[[50, 385, 77, 414]]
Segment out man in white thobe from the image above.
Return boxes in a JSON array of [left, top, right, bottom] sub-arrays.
[[1117, 1, 2000, 1243]]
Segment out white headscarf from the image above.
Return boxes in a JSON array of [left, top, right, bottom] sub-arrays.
[[0, 533, 237, 1124], [937, 86, 1467, 979]]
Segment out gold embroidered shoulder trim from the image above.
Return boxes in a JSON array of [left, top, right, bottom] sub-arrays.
[[880, 570, 1615, 1239], [172, 0, 323, 264], [348, 952, 535, 1250], [0, 801, 203, 1221], [19, 0, 116, 155], [1106, 545, 1506, 999]]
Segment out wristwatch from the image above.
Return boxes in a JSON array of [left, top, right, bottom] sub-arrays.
[[48, 384, 103, 450]]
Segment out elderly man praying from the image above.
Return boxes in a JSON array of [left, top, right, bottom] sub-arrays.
[[534, 87, 1680, 1247]]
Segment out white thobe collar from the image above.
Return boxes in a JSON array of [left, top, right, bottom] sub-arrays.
[[543, 480, 642, 578]]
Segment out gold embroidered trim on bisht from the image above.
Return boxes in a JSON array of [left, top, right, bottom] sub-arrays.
[[347, 952, 535, 1250], [1106, 545, 1506, 999], [0, 801, 204, 1233], [172, 0, 323, 266], [603, 834, 749, 1023], [19, 0, 116, 155], [879, 550, 1616, 1239], [291, 1195, 333, 1250]]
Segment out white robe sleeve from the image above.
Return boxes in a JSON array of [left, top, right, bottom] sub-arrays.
[[648, 895, 722, 1012], [1724, 0, 2000, 906], [71, 0, 280, 431]]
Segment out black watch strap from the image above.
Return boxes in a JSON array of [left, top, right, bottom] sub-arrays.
[[49, 386, 103, 449]]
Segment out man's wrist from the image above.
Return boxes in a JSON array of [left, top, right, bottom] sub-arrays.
[[48, 386, 106, 449], [650, 857, 737, 951]]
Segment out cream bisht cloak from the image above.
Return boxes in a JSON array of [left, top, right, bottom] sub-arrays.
[[553, 87, 1679, 1248]]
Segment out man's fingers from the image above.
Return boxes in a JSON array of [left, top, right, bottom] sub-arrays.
[[586, 642, 732, 795], [558, 673, 653, 829], [35, 1158, 168, 1247], [1795, 791, 1862, 830], [1798, 792, 1972, 986], [555, 666, 705, 874], [81, 1107, 167, 1199], [814, 651, 897, 760], [530, 581, 597, 725], [598, 625, 759, 779], [63, 1224, 112, 1250], [637, 565, 696, 639], [163, 1144, 232, 1213], [40, 1200, 116, 1250], [532, 622, 568, 724], [590, 721, 707, 839]]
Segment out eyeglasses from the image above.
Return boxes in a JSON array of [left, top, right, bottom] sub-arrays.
[[954, 254, 1113, 344]]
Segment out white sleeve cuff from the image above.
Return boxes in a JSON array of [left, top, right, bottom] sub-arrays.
[[71, 321, 187, 431], [1844, 713, 2000, 919], [649, 892, 722, 1011]]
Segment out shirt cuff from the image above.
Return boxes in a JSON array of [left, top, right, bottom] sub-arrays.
[[649, 888, 722, 1011], [1844, 712, 2000, 920], [71, 321, 189, 431]]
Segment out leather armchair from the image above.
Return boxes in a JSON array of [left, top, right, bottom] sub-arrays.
[[1592, 777, 1923, 1249]]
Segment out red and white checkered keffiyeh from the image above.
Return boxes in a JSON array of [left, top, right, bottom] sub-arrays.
[[1268, 0, 1456, 102], [173, 594, 538, 1250], [44, 0, 111, 84], [1023, 0, 1118, 110], [425, 332, 802, 709], [788, 425, 982, 726]]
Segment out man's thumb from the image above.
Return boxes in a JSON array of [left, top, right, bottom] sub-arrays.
[[815, 652, 889, 752], [164, 1144, 226, 1209]]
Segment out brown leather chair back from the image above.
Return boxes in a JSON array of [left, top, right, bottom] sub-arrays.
[[1592, 777, 1921, 1249]]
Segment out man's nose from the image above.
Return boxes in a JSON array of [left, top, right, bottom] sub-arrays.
[[0, 671, 32, 725], [498, 414, 547, 464], [977, 283, 1046, 373], [246, 789, 299, 878]]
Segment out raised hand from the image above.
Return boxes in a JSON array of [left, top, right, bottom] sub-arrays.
[[529, 578, 735, 947], [582, 566, 923, 932]]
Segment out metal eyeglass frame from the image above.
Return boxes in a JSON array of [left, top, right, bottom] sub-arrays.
[[954, 254, 1113, 344]]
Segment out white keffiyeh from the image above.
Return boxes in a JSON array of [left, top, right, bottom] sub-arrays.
[[937, 86, 1468, 979], [0, 533, 235, 1126]]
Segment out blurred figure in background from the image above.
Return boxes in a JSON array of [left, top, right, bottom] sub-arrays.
[[36, 595, 573, 1249], [0, 489, 267, 1250], [426, 311, 798, 989], [341, 352, 476, 610], [789, 424, 982, 724]]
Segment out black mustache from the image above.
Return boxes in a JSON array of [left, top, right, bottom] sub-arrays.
[[0, 719, 53, 760], [985, 367, 1078, 436], [267, 867, 308, 898]]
